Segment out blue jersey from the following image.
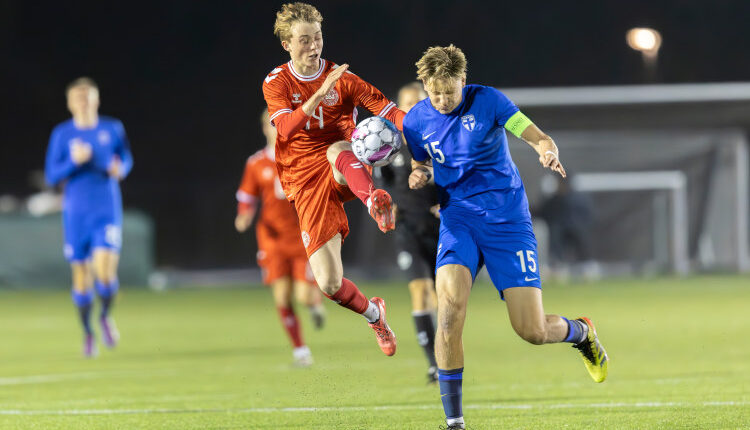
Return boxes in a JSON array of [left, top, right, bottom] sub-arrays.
[[45, 116, 133, 217], [403, 84, 529, 223], [404, 85, 542, 293], [45, 116, 133, 261]]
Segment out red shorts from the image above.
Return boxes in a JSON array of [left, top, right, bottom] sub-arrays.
[[257, 249, 314, 285], [292, 169, 356, 257], [256, 222, 313, 285]]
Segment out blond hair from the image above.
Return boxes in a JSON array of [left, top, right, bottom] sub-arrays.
[[65, 77, 98, 95], [273, 2, 323, 42], [415, 45, 467, 86]]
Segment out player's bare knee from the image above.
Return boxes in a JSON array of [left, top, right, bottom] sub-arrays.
[[316, 276, 343, 296], [408, 280, 426, 307], [326, 140, 351, 165], [517, 326, 547, 345]]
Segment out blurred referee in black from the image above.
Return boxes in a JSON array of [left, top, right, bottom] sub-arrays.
[[376, 82, 440, 382]]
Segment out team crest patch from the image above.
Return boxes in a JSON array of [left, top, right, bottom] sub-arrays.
[[461, 114, 476, 131], [98, 130, 111, 144], [301, 231, 310, 248], [262, 167, 274, 180], [323, 88, 339, 106]]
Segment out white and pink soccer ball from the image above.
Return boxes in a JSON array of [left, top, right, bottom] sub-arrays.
[[351, 116, 402, 167]]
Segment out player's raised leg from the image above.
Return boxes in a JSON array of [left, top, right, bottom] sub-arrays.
[[92, 247, 120, 348], [308, 234, 396, 356], [435, 264, 472, 430], [326, 141, 395, 232], [271, 276, 312, 366], [503, 287, 608, 382], [71, 262, 97, 358]]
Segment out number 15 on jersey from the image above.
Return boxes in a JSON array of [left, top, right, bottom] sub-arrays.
[[423, 141, 445, 163]]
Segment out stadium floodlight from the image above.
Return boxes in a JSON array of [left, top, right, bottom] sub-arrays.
[[626, 28, 662, 55], [626, 27, 662, 82]]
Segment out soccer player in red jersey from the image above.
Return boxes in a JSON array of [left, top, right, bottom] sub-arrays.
[[235, 111, 326, 367], [262, 2, 403, 355]]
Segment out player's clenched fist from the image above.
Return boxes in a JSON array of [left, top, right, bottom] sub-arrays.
[[409, 166, 432, 189], [234, 213, 252, 233], [70, 140, 92, 165]]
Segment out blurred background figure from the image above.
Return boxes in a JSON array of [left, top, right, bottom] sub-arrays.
[[235, 110, 325, 367], [25, 169, 62, 217], [535, 172, 599, 280], [376, 82, 440, 382], [44, 77, 133, 357]]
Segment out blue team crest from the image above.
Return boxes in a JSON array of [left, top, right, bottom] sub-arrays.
[[461, 114, 476, 131]]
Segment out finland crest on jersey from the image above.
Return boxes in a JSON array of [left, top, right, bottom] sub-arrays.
[[461, 114, 476, 131]]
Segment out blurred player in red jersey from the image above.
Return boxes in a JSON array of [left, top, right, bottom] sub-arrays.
[[262, 3, 404, 356], [235, 110, 326, 367]]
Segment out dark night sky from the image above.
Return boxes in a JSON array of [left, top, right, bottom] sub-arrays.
[[2, 0, 749, 267]]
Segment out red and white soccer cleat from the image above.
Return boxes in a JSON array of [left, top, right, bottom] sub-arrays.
[[368, 189, 395, 233], [368, 297, 397, 356]]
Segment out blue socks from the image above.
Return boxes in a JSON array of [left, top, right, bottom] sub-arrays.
[[71, 289, 94, 335], [95, 279, 119, 318], [438, 368, 463, 422], [562, 317, 588, 344]]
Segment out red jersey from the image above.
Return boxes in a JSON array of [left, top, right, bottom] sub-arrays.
[[236, 148, 303, 247], [262, 59, 401, 201]]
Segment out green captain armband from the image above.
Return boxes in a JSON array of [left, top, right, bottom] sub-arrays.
[[504, 111, 533, 138]]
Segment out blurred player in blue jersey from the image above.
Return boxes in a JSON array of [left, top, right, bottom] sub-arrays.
[[45, 77, 133, 358], [403, 46, 608, 429]]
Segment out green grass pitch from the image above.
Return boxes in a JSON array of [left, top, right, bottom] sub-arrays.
[[1, 275, 749, 429]]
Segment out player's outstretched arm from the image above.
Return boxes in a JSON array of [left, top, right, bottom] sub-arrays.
[[519, 123, 567, 178], [409, 159, 434, 190]]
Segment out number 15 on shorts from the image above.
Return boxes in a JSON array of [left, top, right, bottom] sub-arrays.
[[516, 250, 537, 274]]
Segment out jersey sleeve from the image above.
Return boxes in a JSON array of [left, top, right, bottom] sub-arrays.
[[403, 113, 429, 162], [113, 120, 134, 179], [262, 71, 293, 126], [346, 72, 405, 129], [44, 126, 78, 186], [489, 88, 520, 126], [236, 159, 260, 214]]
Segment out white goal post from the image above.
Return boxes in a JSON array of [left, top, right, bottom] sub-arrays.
[[572, 171, 689, 275]]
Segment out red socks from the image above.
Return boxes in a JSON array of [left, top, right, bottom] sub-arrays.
[[277, 307, 304, 348], [324, 277, 369, 314], [335, 150, 374, 205]]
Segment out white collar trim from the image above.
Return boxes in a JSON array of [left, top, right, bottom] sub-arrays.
[[287, 59, 326, 82]]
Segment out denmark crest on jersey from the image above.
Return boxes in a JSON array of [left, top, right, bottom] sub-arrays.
[[323, 88, 339, 106], [461, 114, 476, 131]]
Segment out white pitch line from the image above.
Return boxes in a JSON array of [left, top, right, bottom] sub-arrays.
[[0, 401, 747, 416], [0, 369, 176, 386], [0, 372, 107, 386]]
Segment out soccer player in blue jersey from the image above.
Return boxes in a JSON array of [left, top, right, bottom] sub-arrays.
[[403, 46, 608, 429], [45, 77, 133, 358]]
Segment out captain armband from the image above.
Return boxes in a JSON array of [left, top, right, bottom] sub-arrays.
[[504, 111, 533, 138]]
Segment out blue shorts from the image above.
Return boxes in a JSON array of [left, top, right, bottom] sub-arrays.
[[62, 211, 122, 262], [436, 207, 541, 299]]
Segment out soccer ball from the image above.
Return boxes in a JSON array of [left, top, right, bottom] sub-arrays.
[[351, 116, 402, 167]]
